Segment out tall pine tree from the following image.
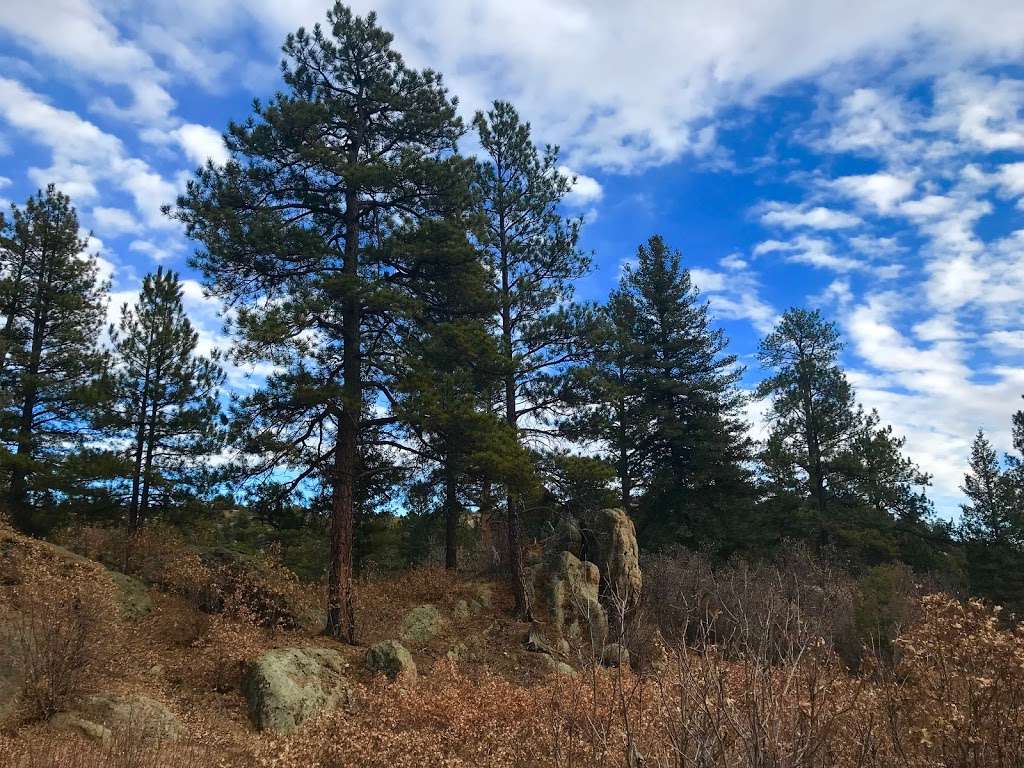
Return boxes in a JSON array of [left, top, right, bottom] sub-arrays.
[[173, 3, 466, 641], [0, 186, 107, 533], [106, 267, 224, 529], [615, 235, 754, 551], [472, 101, 589, 618]]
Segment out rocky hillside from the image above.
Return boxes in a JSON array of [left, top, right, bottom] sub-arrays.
[[2, 516, 1024, 768]]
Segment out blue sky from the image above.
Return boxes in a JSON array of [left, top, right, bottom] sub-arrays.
[[1, 1, 1023, 517]]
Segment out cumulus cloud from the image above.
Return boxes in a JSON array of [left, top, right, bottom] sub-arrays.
[[0, 77, 179, 229], [759, 202, 862, 230]]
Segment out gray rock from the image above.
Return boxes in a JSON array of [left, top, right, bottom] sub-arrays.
[[242, 647, 352, 733], [109, 571, 153, 621], [547, 551, 608, 652], [601, 643, 631, 669], [366, 640, 417, 681], [68, 694, 185, 742], [542, 654, 576, 676], [400, 604, 444, 644]]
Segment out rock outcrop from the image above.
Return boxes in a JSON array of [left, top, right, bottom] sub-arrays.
[[366, 640, 417, 680], [546, 551, 608, 650], [242, 647, 352, 733], [584, 508, 643, 610]]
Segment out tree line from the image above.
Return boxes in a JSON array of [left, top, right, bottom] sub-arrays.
[[2, 3, 1022, 640]]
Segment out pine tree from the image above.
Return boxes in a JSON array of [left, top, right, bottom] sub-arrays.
[[756, 308, 858, 525], [173, 3, 466, 642], [106, 267, 225, 529], [615, 235, 754, 551], [960, 429, 1020, 545], [0, 186, 108, 533], [390, 219, 526, 570], [757, 309, 936, 562], [564, 291, 646, 511], [472, 101, 589, 618]]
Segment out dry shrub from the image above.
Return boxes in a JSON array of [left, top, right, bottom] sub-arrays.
[[60, 525, 315, 631], [646, 545, 860, 662], [879, 595, 1024, 767], [251, 661, 549, 768], [1, 726, 214, 768], [0, 529, 120, 723]]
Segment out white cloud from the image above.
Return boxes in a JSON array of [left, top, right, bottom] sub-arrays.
[[0, 78, 179, 230], [833, 172, 915, 213], [759, 202, 862, 230], [0, 0, 175, 124], [755, 235, 864, 272], [91, 206, 141, 235], [560, 166, 603, 207], [172, 123, 230, 167]]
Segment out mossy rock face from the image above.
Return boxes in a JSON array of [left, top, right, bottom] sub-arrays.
[[242, 647, 352, 733], [400, 604, 444, 644], [108, 571, 152, 621], [542, 654, 576, 676], [366, 640, 417, 680]]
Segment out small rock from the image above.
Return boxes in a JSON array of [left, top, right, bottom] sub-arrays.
[[601, 643, 631, 668], [541, 654, 576, 676], [400, 604, 444, 644], [452, 600, 471, 620], [366, 640, 417, 681], [242, 647, 352, 733]]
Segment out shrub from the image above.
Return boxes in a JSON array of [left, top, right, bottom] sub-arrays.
[[0, 534, 118, 722]]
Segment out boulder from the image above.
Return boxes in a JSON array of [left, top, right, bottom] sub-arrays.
[[400, 604, 444, 644], [547, 551, 608, 652], [467, 583, 493, 608], [601, 643, 631, 669], [59, 694, 185, 742], [242, 647, 352, 733], [366, 640, 417, 681]]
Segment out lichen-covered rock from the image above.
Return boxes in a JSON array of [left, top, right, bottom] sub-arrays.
[[585, 509, 643, 607], [400, 604, 444, 644], [366, 640, 417, 680], [601, 643, 631, 668], [542, 654, 576, 676], [242, 647, 352, 733], [547, 551, 608, 651], [49, 712, 113, 744], [66, 694, 185, 742], [109, 571, 152, 621]]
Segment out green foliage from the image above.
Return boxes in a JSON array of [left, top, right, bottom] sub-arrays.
[[756, 308, 938, 566], [102, 267, 225, 528], [0, 186, 108, 534], [604, 236, 755, 553]]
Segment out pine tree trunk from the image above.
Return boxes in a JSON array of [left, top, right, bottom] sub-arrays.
[[8, 265, 48, 532], [500, 249, 532, 620], [444, 454, 458, 571], [138, 386, 161, 526], [325, 187, 360, 644]]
